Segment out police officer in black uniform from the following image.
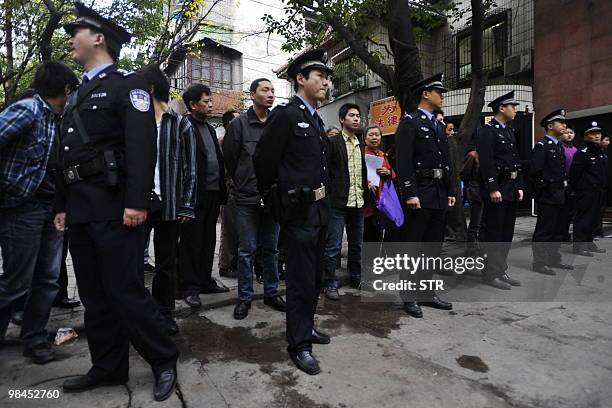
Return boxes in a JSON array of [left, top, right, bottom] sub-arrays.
[[530, 109, 574, 275], [396, 73, 455, 318], [570, 121, 608, 256], [477, 91, 524, 290], [254, 49, 332, 375], [53, 3, 178, 400]]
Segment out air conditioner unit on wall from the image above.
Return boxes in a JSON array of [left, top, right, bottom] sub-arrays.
[[504, 50, 533, 77]]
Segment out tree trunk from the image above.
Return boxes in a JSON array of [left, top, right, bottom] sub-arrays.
[[387, 0, 422, 114], [40, 0, 63, 61], [458, 0, 487, 151], [3, 0, 15, 99]]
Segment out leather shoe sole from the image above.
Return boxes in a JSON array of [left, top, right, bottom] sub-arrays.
[[310, 329, 331, 345], [574, 250, 594, 257], [483, 278, 511, 290], [533, 265, 556, 276], [550, 263, 574, 270]]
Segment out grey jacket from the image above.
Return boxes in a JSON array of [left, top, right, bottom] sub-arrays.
[[222, 107, 267, 206]]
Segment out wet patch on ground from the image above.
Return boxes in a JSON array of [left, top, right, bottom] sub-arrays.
[[456, 355, 489, 373], [316, 292, 402, 339]]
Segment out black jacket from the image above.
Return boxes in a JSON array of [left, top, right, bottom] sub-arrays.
[[222, 107, 266, 206], [188, 115, 227, 209], [57, 65, 156, 224], [530, 136, 567, 205], [253, 97, 329, 226], [570, 142, 608, 192], [395, 110, 455, 210], [327, 133, 369, 209], [477, 119, 524, 202]]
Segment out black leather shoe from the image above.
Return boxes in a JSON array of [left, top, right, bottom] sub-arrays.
[[154, 367, 177, 402], [500, 273, 522, 286], [219, 268, 238, 279], [533, 264, 556, 276], [10, 310, 23, 326], [164, 317, 179, 336], [183, 295, 201, 309], [264, 295, 286, 312], [311, 328, 331, 344], [550, 262, 574, 270], [323, 287, 339, 301], [63, 374, 126, 393], [403, 301, 423, 318], [200, 280, 229, 294], [23, 343, 55, 365], [290, 351, 321, 375], [574, 249, 594, 257], [349, 278, 361, 289], [483, 277, 512, 290], [418, 294, 453, 310], [233, 301, 251, 320], [53, 297, 81, 309], [589, 247, 606, 253]]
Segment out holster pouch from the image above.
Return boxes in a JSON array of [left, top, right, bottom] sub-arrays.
[[103, 150, 119, 187]]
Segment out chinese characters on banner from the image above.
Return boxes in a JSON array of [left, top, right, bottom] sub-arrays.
[[369, 97, 401, 135]]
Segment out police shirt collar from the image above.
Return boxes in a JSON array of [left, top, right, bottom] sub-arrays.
[[84, 63, 114, 81], [295, 95, 317, 117], [545, 134, 560, 144], [492, 118, 506, 128], [418, 107, 434, 122]]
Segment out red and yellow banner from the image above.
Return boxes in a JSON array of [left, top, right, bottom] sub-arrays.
[[370, 96, 400, 135]]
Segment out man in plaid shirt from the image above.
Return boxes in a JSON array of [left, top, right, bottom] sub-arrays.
[[0, 61, 78, 364]]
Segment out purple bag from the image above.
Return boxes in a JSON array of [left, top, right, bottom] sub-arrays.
[[376, 179, 404, 228]]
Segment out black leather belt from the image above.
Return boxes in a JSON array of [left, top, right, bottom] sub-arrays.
[[416, 169, 444, 179], [63, 156, 105, 184]]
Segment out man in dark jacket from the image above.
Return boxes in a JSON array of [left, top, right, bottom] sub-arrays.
[[140, 65, 197, 334], [254, 49, 332, 375], [223, 78, 286, 320], [179, 84, 229, 309], [395, 73, 455, 318], [530, 109, 573, 275], [477, 91, 523, 290], [322, 103, 369, 300], [570, 122, 608, 256]]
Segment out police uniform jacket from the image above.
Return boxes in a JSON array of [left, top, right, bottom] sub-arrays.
[[477, 119, 523, 202], [57, 65, 156, 224], [395, 110, 455, 210], [570, 142, 608, 192], [253, 97, 329, 226], [530, 136, 567, 205]]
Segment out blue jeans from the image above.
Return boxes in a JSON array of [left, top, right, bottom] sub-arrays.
[[0, 200, 62, 348], [323, 207, 364, 288], [236, 205, 280, 302]]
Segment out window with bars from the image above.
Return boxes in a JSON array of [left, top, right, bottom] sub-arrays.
[[189, 51, 234, 90], [456, 13, 509, 84], [332, 55, 369, 97]]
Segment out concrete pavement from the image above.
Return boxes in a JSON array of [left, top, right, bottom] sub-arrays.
[[1, 217, 612, 407]]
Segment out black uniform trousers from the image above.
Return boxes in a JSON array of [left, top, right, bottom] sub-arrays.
[[482, 200, 517, 279], [573, 190, 605, 251], [399, 208, 446, 302], [69, 221, 178, 380], [532, 203, 568, 266], [144, 208, 179, 316], [179, 191, 222, 296], [283, 223, 326, 355]]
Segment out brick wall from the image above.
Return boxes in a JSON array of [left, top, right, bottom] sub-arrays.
[[534, 0, 612, 126]]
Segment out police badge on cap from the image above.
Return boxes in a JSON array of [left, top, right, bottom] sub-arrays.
[[582, 121, 602, 135], [286, 49, 334, 80]]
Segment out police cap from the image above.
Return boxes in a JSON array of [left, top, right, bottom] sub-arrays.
[[286, 49, 334, 80], [64, 2, 132, 57], [540, 109, 566, 128], [488, 91, 519, 110], [411, 73, 448, 95], [582, 121, 602, 136]]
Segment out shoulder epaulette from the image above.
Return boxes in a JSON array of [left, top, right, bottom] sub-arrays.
[[115, 68, 134, 77]]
